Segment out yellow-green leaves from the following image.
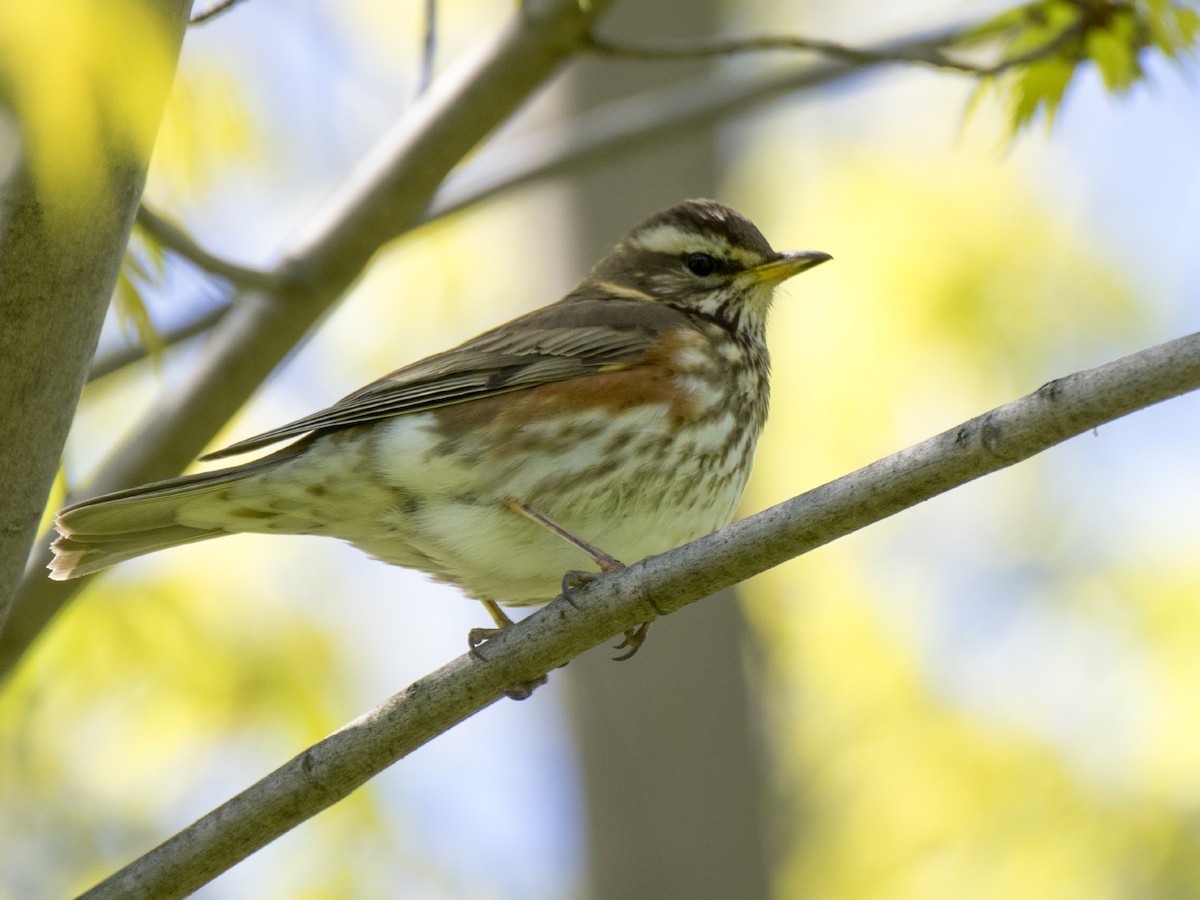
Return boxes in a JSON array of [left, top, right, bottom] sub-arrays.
[[1143, 0, 1200, 58], [968, 0, 1200, 134], [112, 227, 167, 365], [1086, 8, 1142, 90], [151, 66, 258, 202]]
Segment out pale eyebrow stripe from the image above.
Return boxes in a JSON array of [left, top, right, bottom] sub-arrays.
[[632, 224, 733, 258], [591, 280, 655, 301]]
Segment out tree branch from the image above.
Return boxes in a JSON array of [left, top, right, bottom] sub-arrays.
[[135, 204, 278, 289], [0, 0, 193, 637], [87, 299, 232, 383], [585, 29, 976, 71], [425, 24, 964, 222], [79, 330, 1200, 899], [584, 11, 1089, 76], [417, 0, 438, 94], [189, 0, 247, 26]]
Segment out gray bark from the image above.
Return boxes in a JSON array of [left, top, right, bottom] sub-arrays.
[[0, 0, 193, 634]]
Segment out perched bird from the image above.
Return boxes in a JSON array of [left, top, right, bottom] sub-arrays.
[[50, 199, 830, 657]]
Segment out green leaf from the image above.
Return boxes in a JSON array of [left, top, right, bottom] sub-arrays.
[[112, 228, 168, 363], [1004, 0, 1080, 60], [959, 0, 1200, 136], [1086, 14, 1142, 91], [1008, 56, 1077, 130], [1145, 2, 1200, 59], [113, 257, 163, 359]]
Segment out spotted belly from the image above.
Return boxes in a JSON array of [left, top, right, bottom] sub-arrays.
[[353, 396, 756, 605]]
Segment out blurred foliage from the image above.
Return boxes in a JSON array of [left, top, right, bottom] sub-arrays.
[[967, 0, 1200, 131], [150, 63, 258, 202], [738, 148, 1197, 898], [0, 573, 387, 899], [0, 0, 178, 228], [107, 54, 259, 365], [752, 564, 1200, 899], [112, 227, 167, 364], [742, 147, 1140, 484]]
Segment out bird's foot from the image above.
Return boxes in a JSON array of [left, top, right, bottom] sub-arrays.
[[467, 625, 502, 661], [469, 600, 548, 700], [560, 557, 626, 599], [560, 564, 650, 660], [612, 621, 652, 662]]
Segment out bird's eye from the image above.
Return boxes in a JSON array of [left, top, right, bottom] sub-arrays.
[[685, 253, 717, 277]]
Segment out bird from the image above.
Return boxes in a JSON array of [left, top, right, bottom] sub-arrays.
[[50, 199, 830, 659]]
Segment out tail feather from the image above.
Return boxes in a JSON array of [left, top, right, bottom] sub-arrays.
[[48, 451, 295, 581], [50, 525, 224, 580]]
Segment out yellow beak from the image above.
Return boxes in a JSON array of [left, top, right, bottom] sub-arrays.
[[743, 249, 832, 286]]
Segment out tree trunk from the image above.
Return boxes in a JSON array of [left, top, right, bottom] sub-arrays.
[[0, 1, 193, 633]]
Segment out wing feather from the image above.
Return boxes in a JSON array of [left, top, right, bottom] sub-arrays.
[[203, 296, 688, 460]]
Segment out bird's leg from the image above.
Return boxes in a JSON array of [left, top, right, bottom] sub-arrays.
[[467, 598, 515, 659], [503, 497, 624, 572], [502, 497, 650, 660]]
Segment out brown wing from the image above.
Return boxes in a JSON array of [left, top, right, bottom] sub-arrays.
[[202, 294, 689, 460]]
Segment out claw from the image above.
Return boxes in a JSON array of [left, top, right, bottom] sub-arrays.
[[470, 601, 550, 698], [560, 569, 593, 604], [468, 626, 502, 661], [612, 621, 652, 661], [561, 565, 649, 661], [561, 558, 626, 605]]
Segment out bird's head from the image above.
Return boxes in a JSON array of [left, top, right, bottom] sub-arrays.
[[586, 198, 831, 335]]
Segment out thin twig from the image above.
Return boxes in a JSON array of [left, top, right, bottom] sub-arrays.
[[417, 0, 438, 94], [426, 15, 1091, 224], [189, 0, 246, 25], [586, 14, 1089, 77], [78, 330, 1200, 899], [88, 300, 232, 383], [587, 30, 972, 71], [429, 25, 963, 222], [135, 205, 277, 289]]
